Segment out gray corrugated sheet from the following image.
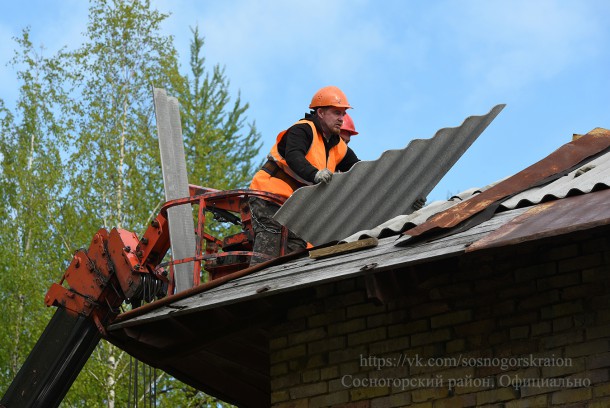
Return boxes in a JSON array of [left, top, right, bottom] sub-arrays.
[[340, 187, 483, 242], [274, 104, 505, 246], [499, 151, 610, 209], [153, 88, 197, 291], [341, 148, 610, 243]]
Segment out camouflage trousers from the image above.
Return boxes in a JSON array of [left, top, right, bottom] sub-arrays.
[[248, 197, 307, 266]]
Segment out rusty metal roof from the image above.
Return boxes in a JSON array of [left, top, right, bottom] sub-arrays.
[[500, 148, 610, 210], [273, 104, 505, 246], [398, 128, 610, 245], [468, 188, 610, 252]]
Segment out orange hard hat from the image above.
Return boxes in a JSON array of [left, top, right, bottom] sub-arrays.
[[309, 86, 352, 109], [341, 113, 358, 135]]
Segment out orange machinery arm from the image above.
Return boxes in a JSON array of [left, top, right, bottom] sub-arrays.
[[1, 187, 285, 408]]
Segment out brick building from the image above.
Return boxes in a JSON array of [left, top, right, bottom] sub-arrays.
[[267, 214, 610, 407], [108, 129, 610, 407]]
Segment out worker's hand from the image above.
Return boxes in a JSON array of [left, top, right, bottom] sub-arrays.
[[314, 168, 333, 184], [412, 197, 427, 211]]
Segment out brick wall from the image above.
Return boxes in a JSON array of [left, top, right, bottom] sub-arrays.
[[269, 234, 610, 407]]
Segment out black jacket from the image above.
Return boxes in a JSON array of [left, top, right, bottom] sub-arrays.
[[276, 113, 360, 183]]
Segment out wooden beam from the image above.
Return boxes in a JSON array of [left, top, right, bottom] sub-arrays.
[[309, 237, 378, 260]]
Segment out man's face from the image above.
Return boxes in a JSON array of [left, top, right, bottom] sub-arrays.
[[318, 107, 347, 136]]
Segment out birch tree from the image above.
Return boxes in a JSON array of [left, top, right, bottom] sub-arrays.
[[0, 28, 73, 392], [59, 1, 177, 405]]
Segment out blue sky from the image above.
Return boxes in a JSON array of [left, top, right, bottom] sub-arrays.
[[2, 0, 609, 202]]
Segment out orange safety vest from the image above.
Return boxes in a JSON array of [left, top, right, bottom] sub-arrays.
[[250, 120, 348, 199]]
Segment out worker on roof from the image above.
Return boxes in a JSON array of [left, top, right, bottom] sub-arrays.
[[339, 112, 358, 144], [248, 85, 360, 265]]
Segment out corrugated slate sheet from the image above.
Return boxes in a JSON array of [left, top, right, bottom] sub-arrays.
[[397, 129, 610, 245], [500, 151, 610, 210], [274, 104, 505, 246], [340, 187, 484, 242], [153, 88, 197, 292], [343, 132, 610, 243]]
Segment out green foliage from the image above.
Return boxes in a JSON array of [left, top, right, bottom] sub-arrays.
[[0, 0, 257, 406], [52, 1, 178, 404], [65, 0, 176, 233], [0, 27, 74, 389]]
